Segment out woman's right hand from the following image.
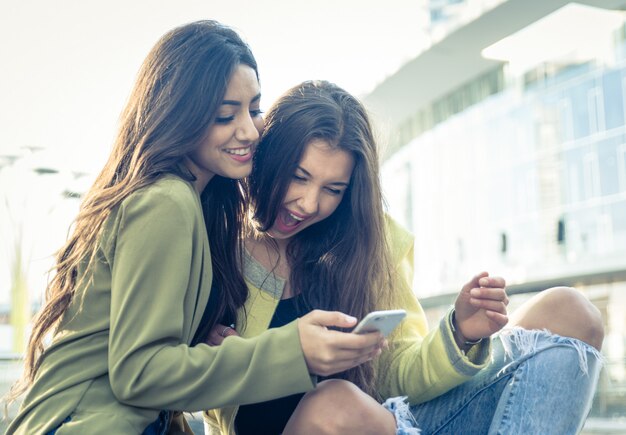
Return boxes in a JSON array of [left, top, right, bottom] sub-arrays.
[[297, 310, 386, 377]]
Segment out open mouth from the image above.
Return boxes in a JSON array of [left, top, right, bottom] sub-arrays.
[[283, 210, 304, 226], [274, 208, 308, 234]]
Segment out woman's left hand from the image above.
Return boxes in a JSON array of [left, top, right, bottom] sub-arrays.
[[206, 324, 239, 346], [454, 272, 509, 345]]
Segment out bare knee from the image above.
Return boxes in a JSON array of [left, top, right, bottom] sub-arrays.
[[510, 286, 604, 350], [283, 379, 395, 435]]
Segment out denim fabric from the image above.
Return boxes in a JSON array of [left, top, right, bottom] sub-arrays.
[[383, 396, 421, 434], [45, 411, 172, 434], [408, 328, 603, 435], [45, 412, 171, 434], [142, 410, 172, 435]]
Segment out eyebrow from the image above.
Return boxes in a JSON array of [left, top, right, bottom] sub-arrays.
[[222, 93, 261, 106], [296, 166, 350, 187]]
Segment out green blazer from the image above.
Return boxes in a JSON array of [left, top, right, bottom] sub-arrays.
[[7, 176, 313, 434]]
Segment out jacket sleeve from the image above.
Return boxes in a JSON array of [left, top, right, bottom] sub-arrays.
[[105, 184, 313, 411], [376, 217, 490, 404]]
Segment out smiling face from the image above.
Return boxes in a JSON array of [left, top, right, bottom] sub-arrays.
[[186, 64, 264, 192], [267, 139, 355, 242]]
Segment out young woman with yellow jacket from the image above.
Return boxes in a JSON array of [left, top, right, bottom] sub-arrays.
[[204, 80, 604, 434]]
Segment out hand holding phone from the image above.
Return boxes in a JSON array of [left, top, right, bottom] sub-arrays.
[[352, 309, 407, 337]]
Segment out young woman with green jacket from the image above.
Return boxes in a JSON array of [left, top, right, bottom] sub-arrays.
[[5, 23, 384, 435]]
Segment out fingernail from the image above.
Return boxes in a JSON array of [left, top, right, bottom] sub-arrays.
[[470, 289, 480, 296], [345, 315, 357, 323]]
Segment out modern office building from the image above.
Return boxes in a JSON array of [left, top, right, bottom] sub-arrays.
[[365, 0, 626, 428]]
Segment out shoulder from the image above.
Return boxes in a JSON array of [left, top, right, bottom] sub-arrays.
[[104, 176, 199, 237], [384, 214, 414, 261], [100, 176, 200, 256], [116, 175, 200, 222], [128, 175, 197, 208]]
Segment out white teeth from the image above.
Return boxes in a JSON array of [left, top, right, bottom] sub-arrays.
[[225, 147, 250, 156], [288, 212, 304, 222]]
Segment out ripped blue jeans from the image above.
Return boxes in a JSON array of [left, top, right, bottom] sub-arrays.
[[382, 328, 603, 435]]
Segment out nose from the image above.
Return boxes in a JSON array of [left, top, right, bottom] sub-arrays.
[[296, 186, 319, 215], [235, 113, 261, 144]]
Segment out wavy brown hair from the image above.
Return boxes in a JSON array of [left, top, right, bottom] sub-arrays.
[[248, 80, 394, 399], [7, 20, 255, 402]]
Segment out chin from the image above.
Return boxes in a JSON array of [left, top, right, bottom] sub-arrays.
[[218, 167, 252, 180]]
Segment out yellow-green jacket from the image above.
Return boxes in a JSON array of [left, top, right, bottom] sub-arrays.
[[7, 176, 313, 435], [203, 217, 490, 434]]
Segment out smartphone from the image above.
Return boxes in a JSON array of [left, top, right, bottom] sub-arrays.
[[352, 309, 407, 337]]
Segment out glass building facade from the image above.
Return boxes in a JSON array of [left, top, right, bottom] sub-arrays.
[[380, 12, 626, 429]]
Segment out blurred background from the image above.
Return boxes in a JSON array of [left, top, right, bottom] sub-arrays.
[[1, 0, 625, 432]]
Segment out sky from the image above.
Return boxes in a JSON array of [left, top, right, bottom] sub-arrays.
[[0, 0, 430, 304], [0, 0, 430, 171]]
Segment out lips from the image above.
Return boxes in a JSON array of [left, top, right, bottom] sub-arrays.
[[224, 146, 253, 162]]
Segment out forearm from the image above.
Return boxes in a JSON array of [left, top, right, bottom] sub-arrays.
[[379, 311, 490, 404], [110, 320, 314, 410]]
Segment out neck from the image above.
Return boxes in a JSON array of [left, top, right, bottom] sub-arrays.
[[183, 157, 214, 193], [272, 236, 290, 257], [256, 228, 287, 256], [246, 232, 291, 280]]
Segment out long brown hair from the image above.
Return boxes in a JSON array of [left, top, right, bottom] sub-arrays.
[[248, 80, 394, 399], [8, 20, 254, 401]]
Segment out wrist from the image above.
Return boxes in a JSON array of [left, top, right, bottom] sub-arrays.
[[449, 309, 483, 352]]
